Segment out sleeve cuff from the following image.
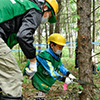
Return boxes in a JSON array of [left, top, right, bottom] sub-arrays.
[[59, 77, 66, 82], [66, 72, 70, 77]]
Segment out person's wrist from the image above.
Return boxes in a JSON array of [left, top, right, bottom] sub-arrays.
[[66, 72, 70, 77], [30, 58, 37, 63], [60, 77, 66, 82], [30, 60, 37, 63]]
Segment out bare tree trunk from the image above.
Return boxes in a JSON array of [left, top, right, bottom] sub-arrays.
[[77, 0, 94, 99], [55, 0, 61, 33], [66, 25, 68, 41], [38, 26, 41, 53], [70, 17, 73, 57], [65, 0, 68, 41], [65, 0, 69, 42], [49, 23, 53, 35], [45, 24, 48, 48], [92, 0, 95, 50], [66, 0, 72, 58]]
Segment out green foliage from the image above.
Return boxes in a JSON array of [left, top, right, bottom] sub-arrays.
[[62, 48, 69, 57], [76, 85, 83, 90], [72, 27, 79, 31], [23, 76, 31, 83], [72, 14, 80, 19], [96, 12, 100, 18]]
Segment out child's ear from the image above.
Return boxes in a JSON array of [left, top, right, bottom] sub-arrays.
[[50, 43, 53, 49], [43, 4, 48, 10]]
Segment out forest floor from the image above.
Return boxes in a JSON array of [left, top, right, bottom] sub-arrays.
[[22, 74, 100, 100], [20, 57, 100, 100]]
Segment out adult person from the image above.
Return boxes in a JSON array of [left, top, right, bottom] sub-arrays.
[[23, 33, 76, 100], [0, 0, 58, 99]]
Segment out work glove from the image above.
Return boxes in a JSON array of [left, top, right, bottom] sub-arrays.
[[25, 60, 37, 79], [68, 74, 76, 80], [65, 77, 73, 85]]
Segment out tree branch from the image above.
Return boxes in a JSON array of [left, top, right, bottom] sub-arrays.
[[73, 0, 77, 3], [96, 61, 100, 64], [89, 6, 100, 16], [91, 51, 100, 58], [90, 19, 100, 27]]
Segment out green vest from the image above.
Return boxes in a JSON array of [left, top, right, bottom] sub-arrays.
[[0, 0, 41, 48], [0, 0, 41, 23], [7, 33, 18, 49], [32, 51, 62, 93]]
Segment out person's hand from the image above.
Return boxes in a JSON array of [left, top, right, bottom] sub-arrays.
[[25, 60, 37, 79], [29, 61, 37, 72], [65, 77, 73, 85], [69, 74, 76, 80]]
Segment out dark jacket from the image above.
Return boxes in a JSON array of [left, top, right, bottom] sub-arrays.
[[0, 0, 42, 59]]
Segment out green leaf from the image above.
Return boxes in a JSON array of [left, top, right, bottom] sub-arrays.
[[72, 27, 79, 31], [76, 85, 83, 90], [72, 14, 80, 19]]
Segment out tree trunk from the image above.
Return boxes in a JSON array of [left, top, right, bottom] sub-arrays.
[[55, 0, 61, 33], [45, 24, 48, 48], [92, 0, 95, 50], [49, 23, 53, 35], [66, 0, 72, 58], [77, 0, 94, 99], [38, 26, 41, 53]]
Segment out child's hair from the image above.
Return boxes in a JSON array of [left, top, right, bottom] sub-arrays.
[[50, 41, 56, 48]]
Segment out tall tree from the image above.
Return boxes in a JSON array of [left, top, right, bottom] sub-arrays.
[[77, 0, 94, 99], [92, 0, 95, 50], [55, 0, 61, 33], [45, 24, 48, 48], [66, 0, 73, 58], [38, 26, 41, 53], [49, 23, 54, 35]]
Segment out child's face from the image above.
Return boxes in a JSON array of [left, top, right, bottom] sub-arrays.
[[51, 43, 64, 53]]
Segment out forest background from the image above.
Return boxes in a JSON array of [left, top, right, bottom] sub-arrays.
[[12, 0, 100, 100]]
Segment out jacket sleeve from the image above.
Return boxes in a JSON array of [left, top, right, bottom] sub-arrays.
[[59, 64, 70, 76], [36, 56, 63, 80], [17, 9, 42, 59]]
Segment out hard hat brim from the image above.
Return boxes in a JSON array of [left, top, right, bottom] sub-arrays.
[[47, 41, 67, 47]]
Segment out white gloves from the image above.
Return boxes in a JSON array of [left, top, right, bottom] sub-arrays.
[[65, 77, 73, 85], [65, 74, 76, 85], [25, 61, 37, 79], [69, 74, 76, 80]]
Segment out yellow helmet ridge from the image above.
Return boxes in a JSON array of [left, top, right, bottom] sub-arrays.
[[47, 33, 66, 46]]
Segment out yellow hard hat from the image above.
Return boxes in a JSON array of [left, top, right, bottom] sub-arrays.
[[45, 0, 58, 23], [47, 33, 66, 46]]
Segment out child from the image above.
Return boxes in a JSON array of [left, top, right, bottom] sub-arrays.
[[23, 33, 76, 100]]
